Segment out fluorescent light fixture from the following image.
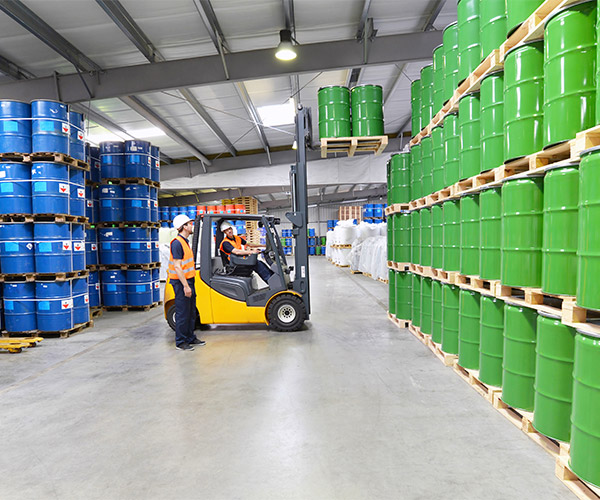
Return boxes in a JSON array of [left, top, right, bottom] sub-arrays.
[[275, 29, 297, 61], [86, 130, 125, 145], [292, 140, 297, 150], [124, 127, 166, 139], [257, 98, 295, 126]]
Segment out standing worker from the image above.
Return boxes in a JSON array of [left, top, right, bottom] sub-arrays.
[[168, 214, 206, 351]]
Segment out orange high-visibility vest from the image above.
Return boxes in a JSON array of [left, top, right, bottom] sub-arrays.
[[168, 235, 195, 280], [219, 235, 244, 262]]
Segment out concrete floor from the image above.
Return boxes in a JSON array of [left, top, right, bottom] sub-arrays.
[[0, 257, 571, 499]]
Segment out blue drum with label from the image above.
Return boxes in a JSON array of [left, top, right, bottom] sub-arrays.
[[150, 145, 160, 183], [36, 280, 73, 331], [99, 227, 125, 265], [152, 268, 160, 303], [0, 162, 31, 214], [4, 282, 36, 332], [101, 269, 126, 306], [68, 111, 85, 161], [124, 227, 151, 264], [99, 184, 123, 222], [85, 185, 99, 224], [69, 167, 85, 217], [72, 277, 89, 324], [88, 270, 101, 307], [31, 100, 69, 154], [31, 162, 69, 215], [100, 141, 125, 179], [125, 140, 151, 179], [34, 222, 72, 273], [0, 222, 34, 273], [151, 228, 159, 262], [0, 100, 31, 154], [150, 187, 158, 222], [71, 223, 85, 271], [124, 184, 150, 222], [85, 226, 98, 266], [126, 269, 153, 306]]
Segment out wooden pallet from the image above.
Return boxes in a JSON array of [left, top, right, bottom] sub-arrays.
[[98, 262, 160, 271], [429, 340, 458, 367], [331, 244, 352, 249], [385, 203, 410, 216], [103, 301, 161, 312], [90, 306, 103, 319], [0, 213, 88, 224], [453, 363, 502, 402], [0, 270, 89, 282], [455, 274, 498, 297], [351, 270, 362, 275], [37, 321, 94, 338], [320, 135, 388, 158], [96, 221, 160, 229], [101, 177, 159, 188], [377, 278, 389, 284], [30, 152, 90, 171], [387, 312, 411, 330], [555, 443, 600, 500]]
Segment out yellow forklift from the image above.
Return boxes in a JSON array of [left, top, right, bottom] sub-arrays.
[[163, 106, 312, 332]]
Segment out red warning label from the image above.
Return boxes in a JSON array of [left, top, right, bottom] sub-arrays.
[[62, 123, 70, 134], [62, 299, 73, 309], [62, 241, 71, 251]]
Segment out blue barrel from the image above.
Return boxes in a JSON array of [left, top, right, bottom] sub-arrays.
[[31, 162, 69, 215], [152, 268, 160, 303], [150, 187, 158, 222], [0, 100, 31, 154], [69, 168, 85, 217], [85, 185, 99, 224], [308, 228, 316, 237], [235, 221, 246, 235], [85, 226, 98, 266], [88, 270, 101, 307], [99, 227, 125, 265], [159, 207, 169, 221], [0, 162, 32, 214], [100, 141, 125, 179], [160, 221, 169, 228], [31, 100, 69, 154], [309, 246, 316, 255], [123, 184, 150, 222], [34, 222, 72, 273], [71, 223, 85, 271], [151, 227, 159, 262], [4, 282, 36, 331], [85, 144, 101, 183], [374, 204, 384, 218], [72, 277, 89, 324], [126, 269, 153, 306], [101, 269, 126, 306], [35, 280, 73, 331], [0, 223, 34, 273], [124, 227, 151, 264], [68, 111, 85, 161], [99, 184, 123, 222], [364, 204, 374, 218], [125, 140, 151, 179], [150, 145, 160, 183]]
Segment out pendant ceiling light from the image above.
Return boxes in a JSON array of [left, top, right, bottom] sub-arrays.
[[275, 29, 297, 61]]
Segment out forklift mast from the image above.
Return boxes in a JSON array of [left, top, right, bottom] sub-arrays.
[[286, 105, 312, 315]]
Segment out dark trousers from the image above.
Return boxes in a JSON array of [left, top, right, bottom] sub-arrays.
[[172, 278, 197, 347], [254, 261, 274, 283]]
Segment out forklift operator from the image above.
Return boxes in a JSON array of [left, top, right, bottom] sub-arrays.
[[219, 222, 274, 283]]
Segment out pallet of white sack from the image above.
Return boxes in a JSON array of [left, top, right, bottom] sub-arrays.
[[29, 152, 90, 171], [98, 262, 160, 271], [0, 270, 89, 282], [0, 337, 43, 352], [37, 321, 94, 338], [555, 443, 600, 500], [453, 362, 501, 402], [320, 135, 388, 158], [96, 221, 160, 229], [90, 306, 103, 319], [101, 177, 158, 188], [103, 301, 162, 312]]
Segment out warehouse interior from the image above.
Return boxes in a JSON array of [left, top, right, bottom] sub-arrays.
[[1, 0, 599, 498]]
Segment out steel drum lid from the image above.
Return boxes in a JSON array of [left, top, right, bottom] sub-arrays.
[[458, 91, 481, 101], [445, 111, 459, 118], [482, 69, 505, 81], [500, 172, 545, 183], [575, 327, 600, 339], [443, 21, 458, 31], [543, 0, 596, 28], [350, 84, 383, 92], [579, 145, 600, 158], [504, 38, 544, 59], [318, 85, 349, 91], [537, 310, 562, 321], [504, 300, 526, 308], [544, 160, 580, 171]]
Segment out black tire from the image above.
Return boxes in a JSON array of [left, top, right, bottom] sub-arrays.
[[166, 305, 205, 331], [267, 294, 306, 332]]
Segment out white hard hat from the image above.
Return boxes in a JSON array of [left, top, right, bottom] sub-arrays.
[[173, 214, 192, 230], [220, 221, 234, 232]]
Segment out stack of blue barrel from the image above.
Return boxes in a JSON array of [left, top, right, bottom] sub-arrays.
[[327, 219, 338, 231], [363, 203, 386, 224], [308, 228, 317, 256], [281, 229, 293, 255], [96, 140, 161, 309], [0, 99, 91, 334]]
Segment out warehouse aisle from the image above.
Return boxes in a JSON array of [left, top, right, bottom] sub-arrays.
[[0, 258, 570, 499]]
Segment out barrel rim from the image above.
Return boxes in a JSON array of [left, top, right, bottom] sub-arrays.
[[317, 85, 350, 92], [0, 99, 30, 104], [479, 185, 502, 193], [544, 161, 580, 173], [419, 64, 434, 74], [503, 38, 544, 59], [575, 328, 600, 338], [350, 84, 383, 92], [501, 173, 545, 183], [543, 0, 595, 29], [537, 310, 562, 321], [432, 124, 444, 132], [504, 300, 525, 308], [481, 69, 505, 82], [30, 99, 68, 106], [459, 91, 480, 101], [445, 111, 459, 118], [433, 44, 444, 52], [443, 21, 458, 32], [579, 145, 600, 158]]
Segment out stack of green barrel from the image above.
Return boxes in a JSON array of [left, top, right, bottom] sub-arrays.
[[318, 85, 384, 139]]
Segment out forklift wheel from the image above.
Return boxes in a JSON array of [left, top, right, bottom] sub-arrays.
[[166, 306, 206, 332], [267, 294, 306, 332]]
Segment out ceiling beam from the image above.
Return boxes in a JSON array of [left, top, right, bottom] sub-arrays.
[[355, 0, 373, 41], [259, 186, 387, 210], [0, 53, 35, 80], [235, 82, 271, 163], [424, 0, 447, 31], [0, 30, 444, 103], [192, 0, 230, 53], [159, 185, 290, 205]]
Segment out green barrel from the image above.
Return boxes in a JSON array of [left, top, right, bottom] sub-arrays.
[[598, 0, 600, 124], [433, 45, 445, 113], [317, 86, 351, 139], [390, 153, 411, 204], [570, 330, 600, 487], [395, 212, 412, 264], [480, 71, 504, 172], [458, 0, 481, 82], [442, 283, 460, 354], [421, 277, 433, 335], [389, 269, 396, 316], [458, 289, 481, 369], [507, 0, 544, 36], [501, 177, 544, 287], [387, 214, 395, 262], [533, 312, 576, 442], [542, 165, 579, 295], [504, 40, 545, 162], [443, 200, 461, 271], [578, 148, 600, 309], [443, 22, 460, 103], [411, 210, 421, 265], [412, 274, 421, 328], [458, 92, 481, 180], [432, 204, 444, 269], [432, 125, 445, 192], [420, 65, 435, 128], [503, 303, 538, 411], [395, 271, 412, 321], [411, 79, 422, 136], [480, 0, 507, 59], [480, 187, 502, 280], [420, 208, 432, 267], [410, 144, 422, 201], [351, 85, 384, 137], [544, 2, 596, 148], [421, 135, 433, 197], [460, 194, 480, 276], [432, 280, 443, 344], [479, 296, 505, 387], [386, 159, 394, 206], [443, 112, 460, 186]]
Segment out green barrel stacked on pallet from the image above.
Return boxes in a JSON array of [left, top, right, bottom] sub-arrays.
[[442, 283, 460, 354], [457, 0, 481, 82], [504, 40, 545, 162], [501, 177, 544, 287], [387, 214, 394, 263], [421, 277, 433, 335], [506, 0, 544, 36], [598, 0, 600, 124], [432, 125, 445, 192], [431, 204, 444, 269], [421, 135, 434, 197], [395, 212, 411, 264], [503, 303, 538, 411], [479, 295, 505, 387], [542, 165, 579, 296], [411, 79, 422, 136], [388, 269, 396, 316], [533, 312, 576, 443], [458, 289, 481, 369], [412, 274, 421, 329], [544, 1, 596, 148], [317, 86, 351, 139], [389, 153, 411, 204], [480, 71, 504, 172], [458, 92, 481, 180], [433, 45, 445, 114], [432, 280, 443, 344], [460, 194, 480, 276], [411, 144, 422, 201], [480, 0, 506, 59], [395, 271, 412, 321], [443, 112, 461, 186], [443, 200, 461, 271], [351, 84, 384, 137], [420, 65, 435, 128], [443, 22, 460, 104], [412, 209, 421, 265], [479, 187, 502, 280], [420, 208, 432, 267]]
